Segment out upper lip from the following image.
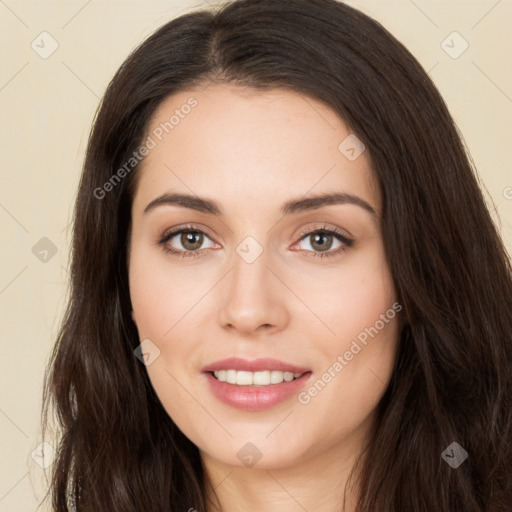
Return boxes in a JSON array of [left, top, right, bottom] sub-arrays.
[[202, 357, 310, 374]]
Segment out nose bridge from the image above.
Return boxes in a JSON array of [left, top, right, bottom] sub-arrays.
[[217, 236, 288, 334], [231, 239, 269, 297]]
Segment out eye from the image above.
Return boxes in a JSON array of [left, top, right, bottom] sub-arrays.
[[291, 225, 354, 259], [158, 224, 218, 258], [157, 224, 354, 260]]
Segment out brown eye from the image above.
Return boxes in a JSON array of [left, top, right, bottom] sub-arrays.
[[158, 225, 217, 257], [291, 226, 354, 260], [309, 231, 335, 252], [180, 231, 204, 251]]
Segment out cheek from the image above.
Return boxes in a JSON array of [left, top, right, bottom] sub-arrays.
[[294, 246, 400, 410], [128, 250, 201, 417], [128, 245, 208, 339], [336, 276, 397, 347], [293, 244, 398, 353]]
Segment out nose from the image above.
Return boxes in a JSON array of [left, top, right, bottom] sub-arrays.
[[217, 247, 290, 337]]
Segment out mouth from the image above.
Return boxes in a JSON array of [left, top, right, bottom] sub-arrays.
[[210, 369, 306, 386], [202, 357, 312, 411]]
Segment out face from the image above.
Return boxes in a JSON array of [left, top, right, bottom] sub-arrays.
[[128, 83, 401, 471]]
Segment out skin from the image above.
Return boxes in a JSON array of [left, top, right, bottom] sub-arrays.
[[128, 83, 402, 511]]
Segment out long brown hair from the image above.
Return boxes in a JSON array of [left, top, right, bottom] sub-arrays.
[[41, 0, 512, 510]]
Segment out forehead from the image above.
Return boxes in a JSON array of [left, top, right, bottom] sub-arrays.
[[132, 83, 379, 216]]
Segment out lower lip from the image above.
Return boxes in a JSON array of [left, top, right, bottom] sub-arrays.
[[204, 372, 312, 411]]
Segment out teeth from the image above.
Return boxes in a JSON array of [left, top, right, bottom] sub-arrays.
[[213, 370, 304, 386], [254, 370, 270, 385], [236, 371, 253, 385]]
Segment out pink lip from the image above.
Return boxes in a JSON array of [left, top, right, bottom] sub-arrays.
[[201, 357, 310, 374], [201, 357, 312, 411]]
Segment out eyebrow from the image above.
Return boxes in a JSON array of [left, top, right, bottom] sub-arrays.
[[143, 191, 376, 217]]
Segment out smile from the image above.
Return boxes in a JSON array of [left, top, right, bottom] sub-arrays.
[[202, 358, 312, 411], [212, 369, 304, 386]]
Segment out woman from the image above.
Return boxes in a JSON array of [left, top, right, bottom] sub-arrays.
[[41, 0, 512, 510]]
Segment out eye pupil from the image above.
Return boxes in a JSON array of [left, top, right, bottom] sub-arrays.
[[311, 232, 332, 252], [181, 231, 203, 250]]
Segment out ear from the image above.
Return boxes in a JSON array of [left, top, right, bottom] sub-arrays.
[[131, 310, 137, 324]]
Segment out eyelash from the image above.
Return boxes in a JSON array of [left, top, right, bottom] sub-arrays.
[[157, 224, 354, 260]]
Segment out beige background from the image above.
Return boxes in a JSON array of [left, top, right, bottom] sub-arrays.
[[0, 0, 510, 509]]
